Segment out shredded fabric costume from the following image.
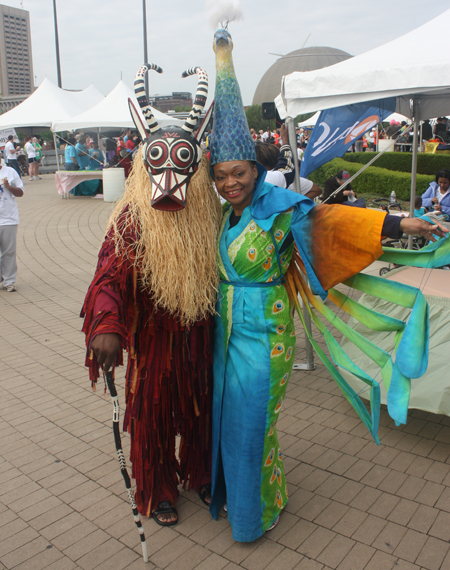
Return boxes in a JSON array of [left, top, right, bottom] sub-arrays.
[[82, 64, 221, 518], [81, 212, 214, 516]]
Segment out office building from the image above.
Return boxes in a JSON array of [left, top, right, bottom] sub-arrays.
[[0, 4, 34, 111], [150, 92, 192, 113]]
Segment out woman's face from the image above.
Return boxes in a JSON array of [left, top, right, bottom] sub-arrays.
[[213, 161, 258, 214], [438, 177, 450, 194]]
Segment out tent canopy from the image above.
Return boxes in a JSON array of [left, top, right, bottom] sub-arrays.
[[0, 78, 104, 130], [51, 80, 182, 132], [276, 8, 450, 121], [297, 111, 320, 128]]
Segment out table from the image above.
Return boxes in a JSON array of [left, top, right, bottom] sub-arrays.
[[55, 170, 103, 197], [339, 266, 450, 415]]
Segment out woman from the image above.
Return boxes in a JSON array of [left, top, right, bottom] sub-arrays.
[[421, 169, 450, 216], [64, 137, 79, 171], [33, 137, 42, 179], [322, 169, 359, 205], [208, 27, 448, 543], [75, 135, 90, 170], [24, 135, 38, 181]]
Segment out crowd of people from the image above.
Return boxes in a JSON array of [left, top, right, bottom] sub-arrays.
[[62, 129, 140, 177], [2, 134, 43, 181]]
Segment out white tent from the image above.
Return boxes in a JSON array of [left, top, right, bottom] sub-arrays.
[[384, 112, 411, 124], [297, 111, 320, 128], [276, 8, 450, 121], [0, 78, 104, 130], [51, 80, 182, 132]]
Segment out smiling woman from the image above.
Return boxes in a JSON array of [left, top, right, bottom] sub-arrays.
[[213, 160, 258, 215], [207, 24, 450, 545]]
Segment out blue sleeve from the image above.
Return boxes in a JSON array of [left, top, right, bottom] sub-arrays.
[[441, 197, 450, 216], [421, 183, 435, 209]]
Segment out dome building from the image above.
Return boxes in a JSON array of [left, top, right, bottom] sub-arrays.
[[252, 46, 352, 105]]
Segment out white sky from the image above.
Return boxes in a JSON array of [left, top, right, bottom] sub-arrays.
[[2, 0, 449, 106]]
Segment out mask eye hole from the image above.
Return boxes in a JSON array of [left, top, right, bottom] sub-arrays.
[[147, 141, 168, 168], [171, 142, 194, 168]]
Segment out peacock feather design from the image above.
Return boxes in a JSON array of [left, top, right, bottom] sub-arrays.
[[210, 29, 256, 166]]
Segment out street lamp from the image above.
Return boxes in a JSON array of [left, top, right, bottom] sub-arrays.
[[52, 0, 62, 87], [142, 0, 149, 98]]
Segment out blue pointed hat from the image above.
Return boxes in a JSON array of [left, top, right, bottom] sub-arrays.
[[210, 29, 256, 166]]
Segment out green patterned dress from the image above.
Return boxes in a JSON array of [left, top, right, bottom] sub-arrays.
[[210, 198, 298, 542]]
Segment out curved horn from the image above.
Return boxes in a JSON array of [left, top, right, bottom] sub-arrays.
[[181, 67, 208, 134], [134, 63, 163, 133]]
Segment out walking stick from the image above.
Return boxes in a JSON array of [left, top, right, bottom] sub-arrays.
[[104, 370, 149, 563]]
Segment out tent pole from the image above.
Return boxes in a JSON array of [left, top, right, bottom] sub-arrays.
[[53, 132, 59, 171], [287, 117, 315, 372], [408, 100, 419, 249]]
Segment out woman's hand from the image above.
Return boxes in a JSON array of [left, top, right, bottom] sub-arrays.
[[91, 333, 121, 372], [280, 124, 288, 145], [431, 197, 439, 204], [433, 204, 442, 211], [343, 190, 354, 197], [399, 217, 449, 242]]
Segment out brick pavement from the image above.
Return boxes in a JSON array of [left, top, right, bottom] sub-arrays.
[[1, 175, 450, 570]]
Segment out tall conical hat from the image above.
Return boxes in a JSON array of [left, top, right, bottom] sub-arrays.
[[210, 29, 256, 166]]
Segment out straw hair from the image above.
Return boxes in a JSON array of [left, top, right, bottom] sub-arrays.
[[107, 152, 222, 324]]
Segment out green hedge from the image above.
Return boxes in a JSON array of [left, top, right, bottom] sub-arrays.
[[342, 152, 450, 175], [309, 158, 432, 201]]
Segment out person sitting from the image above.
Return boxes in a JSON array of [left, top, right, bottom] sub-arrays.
[[421, 169, 450, 216], [126, 134, 137, 155], [76, 135, 91, 170], [414, 196, 426, 218], [255, 126, 321, 200], [89, 140, 105, 170], [322, 170, 365, 207], [64, 137, 79, 171]]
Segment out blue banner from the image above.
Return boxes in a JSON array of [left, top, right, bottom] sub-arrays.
[[300, 98, 396, 178]]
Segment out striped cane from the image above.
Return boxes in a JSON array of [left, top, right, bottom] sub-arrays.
[[104, 371, 149, 563]]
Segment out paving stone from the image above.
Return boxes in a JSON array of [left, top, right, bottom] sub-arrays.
[[415, 536, 450, 570], [391, 527, 428, 564], [4, 181, 450, 570], [297, 526, 336, 559], [371, 521, 408, 555], [335, 542, 375, 570], [351, 514, 387, 546]]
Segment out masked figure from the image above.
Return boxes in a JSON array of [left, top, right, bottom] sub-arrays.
[[81, 64, 222, 526]]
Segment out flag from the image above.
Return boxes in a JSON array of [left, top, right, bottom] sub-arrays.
[[300, 98, 396, 178], [0, 128, 19, 149]]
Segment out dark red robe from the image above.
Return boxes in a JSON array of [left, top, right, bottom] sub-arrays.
[[81, 218, 213, 516]]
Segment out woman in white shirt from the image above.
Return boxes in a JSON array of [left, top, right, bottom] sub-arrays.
[[24, 136, 39, 181]]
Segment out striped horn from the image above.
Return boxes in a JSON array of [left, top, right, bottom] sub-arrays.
[[134, 63, 163, 133], [181, 67, 208, 134]]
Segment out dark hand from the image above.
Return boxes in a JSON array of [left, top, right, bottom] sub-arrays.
[[399, 218, 449, 242], [91, 333, 121, 372], [280, 124, 288, 145]]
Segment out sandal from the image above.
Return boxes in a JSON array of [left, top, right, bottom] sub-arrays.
[[267, 515, 280, 532], [152, 501, 178, 526], [198, 484, 211, 507]]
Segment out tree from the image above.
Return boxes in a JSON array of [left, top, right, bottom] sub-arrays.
[[294, 112, 316, 125], [245, 104, 275, 133], [174, 105, 192, 112]]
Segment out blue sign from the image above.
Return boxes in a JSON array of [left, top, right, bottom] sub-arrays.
[[300, 98, 396, 178]]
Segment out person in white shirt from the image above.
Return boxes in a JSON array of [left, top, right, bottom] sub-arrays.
[[255, 125, 322, 200], [24, 136, 39, 181], [0, 162, 24, 291], [4, 135, 22, 178]]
